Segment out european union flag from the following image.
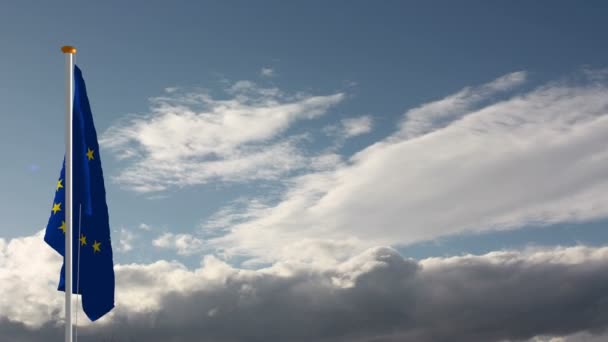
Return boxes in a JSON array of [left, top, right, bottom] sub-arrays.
[[44, 65, 115, 321]]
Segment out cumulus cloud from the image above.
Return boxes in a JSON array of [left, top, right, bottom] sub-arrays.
[[100, 82, 344, 192], [3, 232, 608, 342], [152, 232, 204, 255], [0, 231, 63, 327], [208, 70, 608, 264]]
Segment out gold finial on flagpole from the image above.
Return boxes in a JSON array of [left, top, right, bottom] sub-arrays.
[[61, 45, 77, 54]]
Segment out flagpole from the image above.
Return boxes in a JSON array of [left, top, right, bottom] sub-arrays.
[[61, 45, 76, 342]]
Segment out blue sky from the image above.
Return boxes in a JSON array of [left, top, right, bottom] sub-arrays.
[[2, 2, 608, 341]]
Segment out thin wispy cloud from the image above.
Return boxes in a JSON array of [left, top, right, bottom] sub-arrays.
[[100, 82, 344, 192], [260, 67, 276, 77], [138, 223, 153, 231], [341, 116, 373, 137], [206, 70, 608, 265], [324, 115, 373, 143], [397, 71, 527, 140]]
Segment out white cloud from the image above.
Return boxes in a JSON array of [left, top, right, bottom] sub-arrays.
[[325, 115, 373, 142], [117, 228, 135, 253], [397, 71, 526, 139], [208, 70, 608, 264], [101, 82, 344, 192], [0, 231, 63, 327], [260, 67, 275, 77], [3, 231, 608, 341], [341, 115, 373, 137], [202, 198, 270, 232], [152, 232, 204, 255], [138, 223, 152, 231]]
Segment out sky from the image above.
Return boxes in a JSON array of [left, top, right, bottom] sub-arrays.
[[1, 1, 608, 341]]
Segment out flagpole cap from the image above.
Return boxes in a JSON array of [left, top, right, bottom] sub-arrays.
[[61, 46, 77, 54]]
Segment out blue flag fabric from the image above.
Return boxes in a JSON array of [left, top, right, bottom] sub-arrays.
[[44, 65, 115, 321]]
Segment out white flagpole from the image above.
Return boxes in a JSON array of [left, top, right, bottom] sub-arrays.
[[61, 45, 76, 342]]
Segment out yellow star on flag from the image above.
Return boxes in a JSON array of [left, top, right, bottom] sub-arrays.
[[87, 148, 95, 161], [92, 240, 101, 253], [56, 179, 63, 192], [80, 234, 87, 246], [59, 221, 66, 234], [52, 202, 62, 214]]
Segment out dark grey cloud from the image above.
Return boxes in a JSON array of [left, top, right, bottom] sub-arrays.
[[0, 319, 61, 342], [4, 246, 608, 342]]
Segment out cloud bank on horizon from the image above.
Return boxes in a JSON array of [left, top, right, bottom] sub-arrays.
[[2, 231, 608, 342]]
